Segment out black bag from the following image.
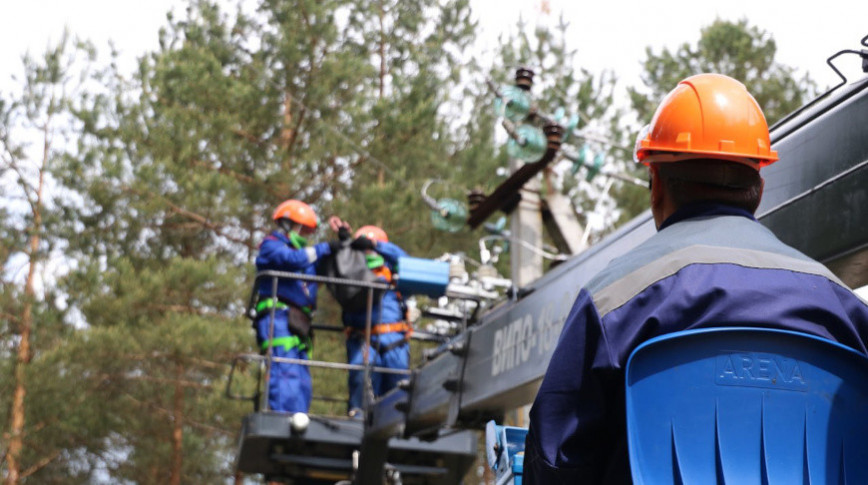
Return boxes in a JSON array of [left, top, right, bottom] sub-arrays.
[[286, 305, 313, 339], [317, 242, 384, 312], [253, 301, 313, 339]]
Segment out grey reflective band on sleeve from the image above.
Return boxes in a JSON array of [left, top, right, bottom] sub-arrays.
[[591, 245, 847, 318], [305, 246, 317, 264]]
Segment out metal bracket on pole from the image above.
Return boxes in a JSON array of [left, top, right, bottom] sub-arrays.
[[467, 123, 565, 229], [541, 189, 587, 256]]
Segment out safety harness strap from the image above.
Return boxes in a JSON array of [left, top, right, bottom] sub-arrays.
[[377, 338, 409, 354], [346, 321, 412, 337], [261, 335, 311, 354], [256, 297, 311, 315]]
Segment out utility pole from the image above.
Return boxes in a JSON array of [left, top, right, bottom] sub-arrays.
[[505, 160, 544, 430], [465, 67, 596, 427], [541, 187, 587, 256], [509, 159, 544, 289], [504, 68, 544, 291]]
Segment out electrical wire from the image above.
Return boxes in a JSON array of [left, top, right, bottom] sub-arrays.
[[480, 234, 568, 261], [420, 179, 447, 211], [770, 34, 868, 131]]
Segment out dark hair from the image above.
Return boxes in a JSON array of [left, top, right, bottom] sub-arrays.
[[276, 218, 297, 233], [655, 160, 763, 214]]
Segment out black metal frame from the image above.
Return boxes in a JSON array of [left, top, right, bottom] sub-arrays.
[[239, 270, 404, 416], [231, 270, 478, 484]]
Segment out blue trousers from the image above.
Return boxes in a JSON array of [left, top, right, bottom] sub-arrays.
[[255, 310, 311, 413], [346, 331, 409, 413]]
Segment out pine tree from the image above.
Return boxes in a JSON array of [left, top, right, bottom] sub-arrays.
[[55, 3, 275, 481], [4, 1, 658, 481], [330, 0, 491, 255], [0, 32, 99, 484], [628, 18, 817, 126], [604, 19, 820, 229], [50, 0, 492, 481]]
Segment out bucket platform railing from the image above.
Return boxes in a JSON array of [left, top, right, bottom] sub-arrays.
[[228, 269, 476, 485], [246, 270, 402, 418]]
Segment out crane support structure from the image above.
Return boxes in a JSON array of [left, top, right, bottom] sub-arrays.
[[362, 77, 868, 478]]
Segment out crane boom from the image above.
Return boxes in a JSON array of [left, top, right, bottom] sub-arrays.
[[363, 77, 868, 470]]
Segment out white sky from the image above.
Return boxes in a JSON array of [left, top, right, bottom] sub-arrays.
[[2, 0, 867, 97], [2, 0, 868, 301]]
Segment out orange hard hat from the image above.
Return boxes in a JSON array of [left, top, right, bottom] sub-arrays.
[[354, 225, 388, 243], [272, 199, 318, 230], [634, 73, 778, 170]]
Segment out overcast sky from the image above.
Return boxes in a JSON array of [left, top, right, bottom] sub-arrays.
[[2, 0, 867, 98], [2, 1, 867, 298]]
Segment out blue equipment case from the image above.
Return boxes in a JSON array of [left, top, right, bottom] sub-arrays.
[[395, 256, 449, 298]]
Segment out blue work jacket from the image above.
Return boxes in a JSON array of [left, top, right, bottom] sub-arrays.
[[524, 203, 868, 484], [342, 241, 408, 328], [255, 231, 332, 310]]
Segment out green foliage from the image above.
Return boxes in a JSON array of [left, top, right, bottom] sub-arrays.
[[628, 18, 817, 126], [327, 0, 495, 262], [19, 0, 493, 481], [6, 5, 826, 484], [487, 15, 632, 248], [613, 18, 819, 228], [0, 31, 103, 482]]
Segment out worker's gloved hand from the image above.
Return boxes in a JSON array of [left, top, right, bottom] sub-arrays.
[[350, 235, 375, 251], [338, 226, 351, 241], [328, 239, 344, 253]]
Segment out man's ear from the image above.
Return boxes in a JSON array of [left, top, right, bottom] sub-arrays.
[[649, 165, 667, 229], [649, 165, 663, 209], [756, 176, 765, 213]]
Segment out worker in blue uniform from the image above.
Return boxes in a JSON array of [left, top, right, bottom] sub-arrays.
[[523, 74, 868, 484], [254, 199, 342, 413], [340, 224, 411, 418]]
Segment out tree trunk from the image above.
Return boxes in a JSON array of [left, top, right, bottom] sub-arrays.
[[281, 90, 294, 175], [5, 119, 48, 485], [169, 362, 185, 485], [378, 0, 386, 100], [5, 269, 33, 485], [376, 1, 386, 189]]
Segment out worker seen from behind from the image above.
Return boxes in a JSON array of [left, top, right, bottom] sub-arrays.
[[523, 73, 868, 483], [337, 222, 411, 418], [254, 199, 342, 413]]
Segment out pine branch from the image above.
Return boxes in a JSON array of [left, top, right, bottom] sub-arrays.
[[117, 388, 226, 428], [230, 127, 263, 146], [0, 311, 21, 324], [184, 356, 233, 370], [304, 154, 362, 204], [105, 373, 212, 389], [139, 303, 227, 319], [190, 158, 258, 186], [120, 184, 255, 249], [285, 92, 306, 157], [189, 158, 286, 202], [19, 450, 60, 479], [3, 157, 37, 206], [184, 418, 234, 437]]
